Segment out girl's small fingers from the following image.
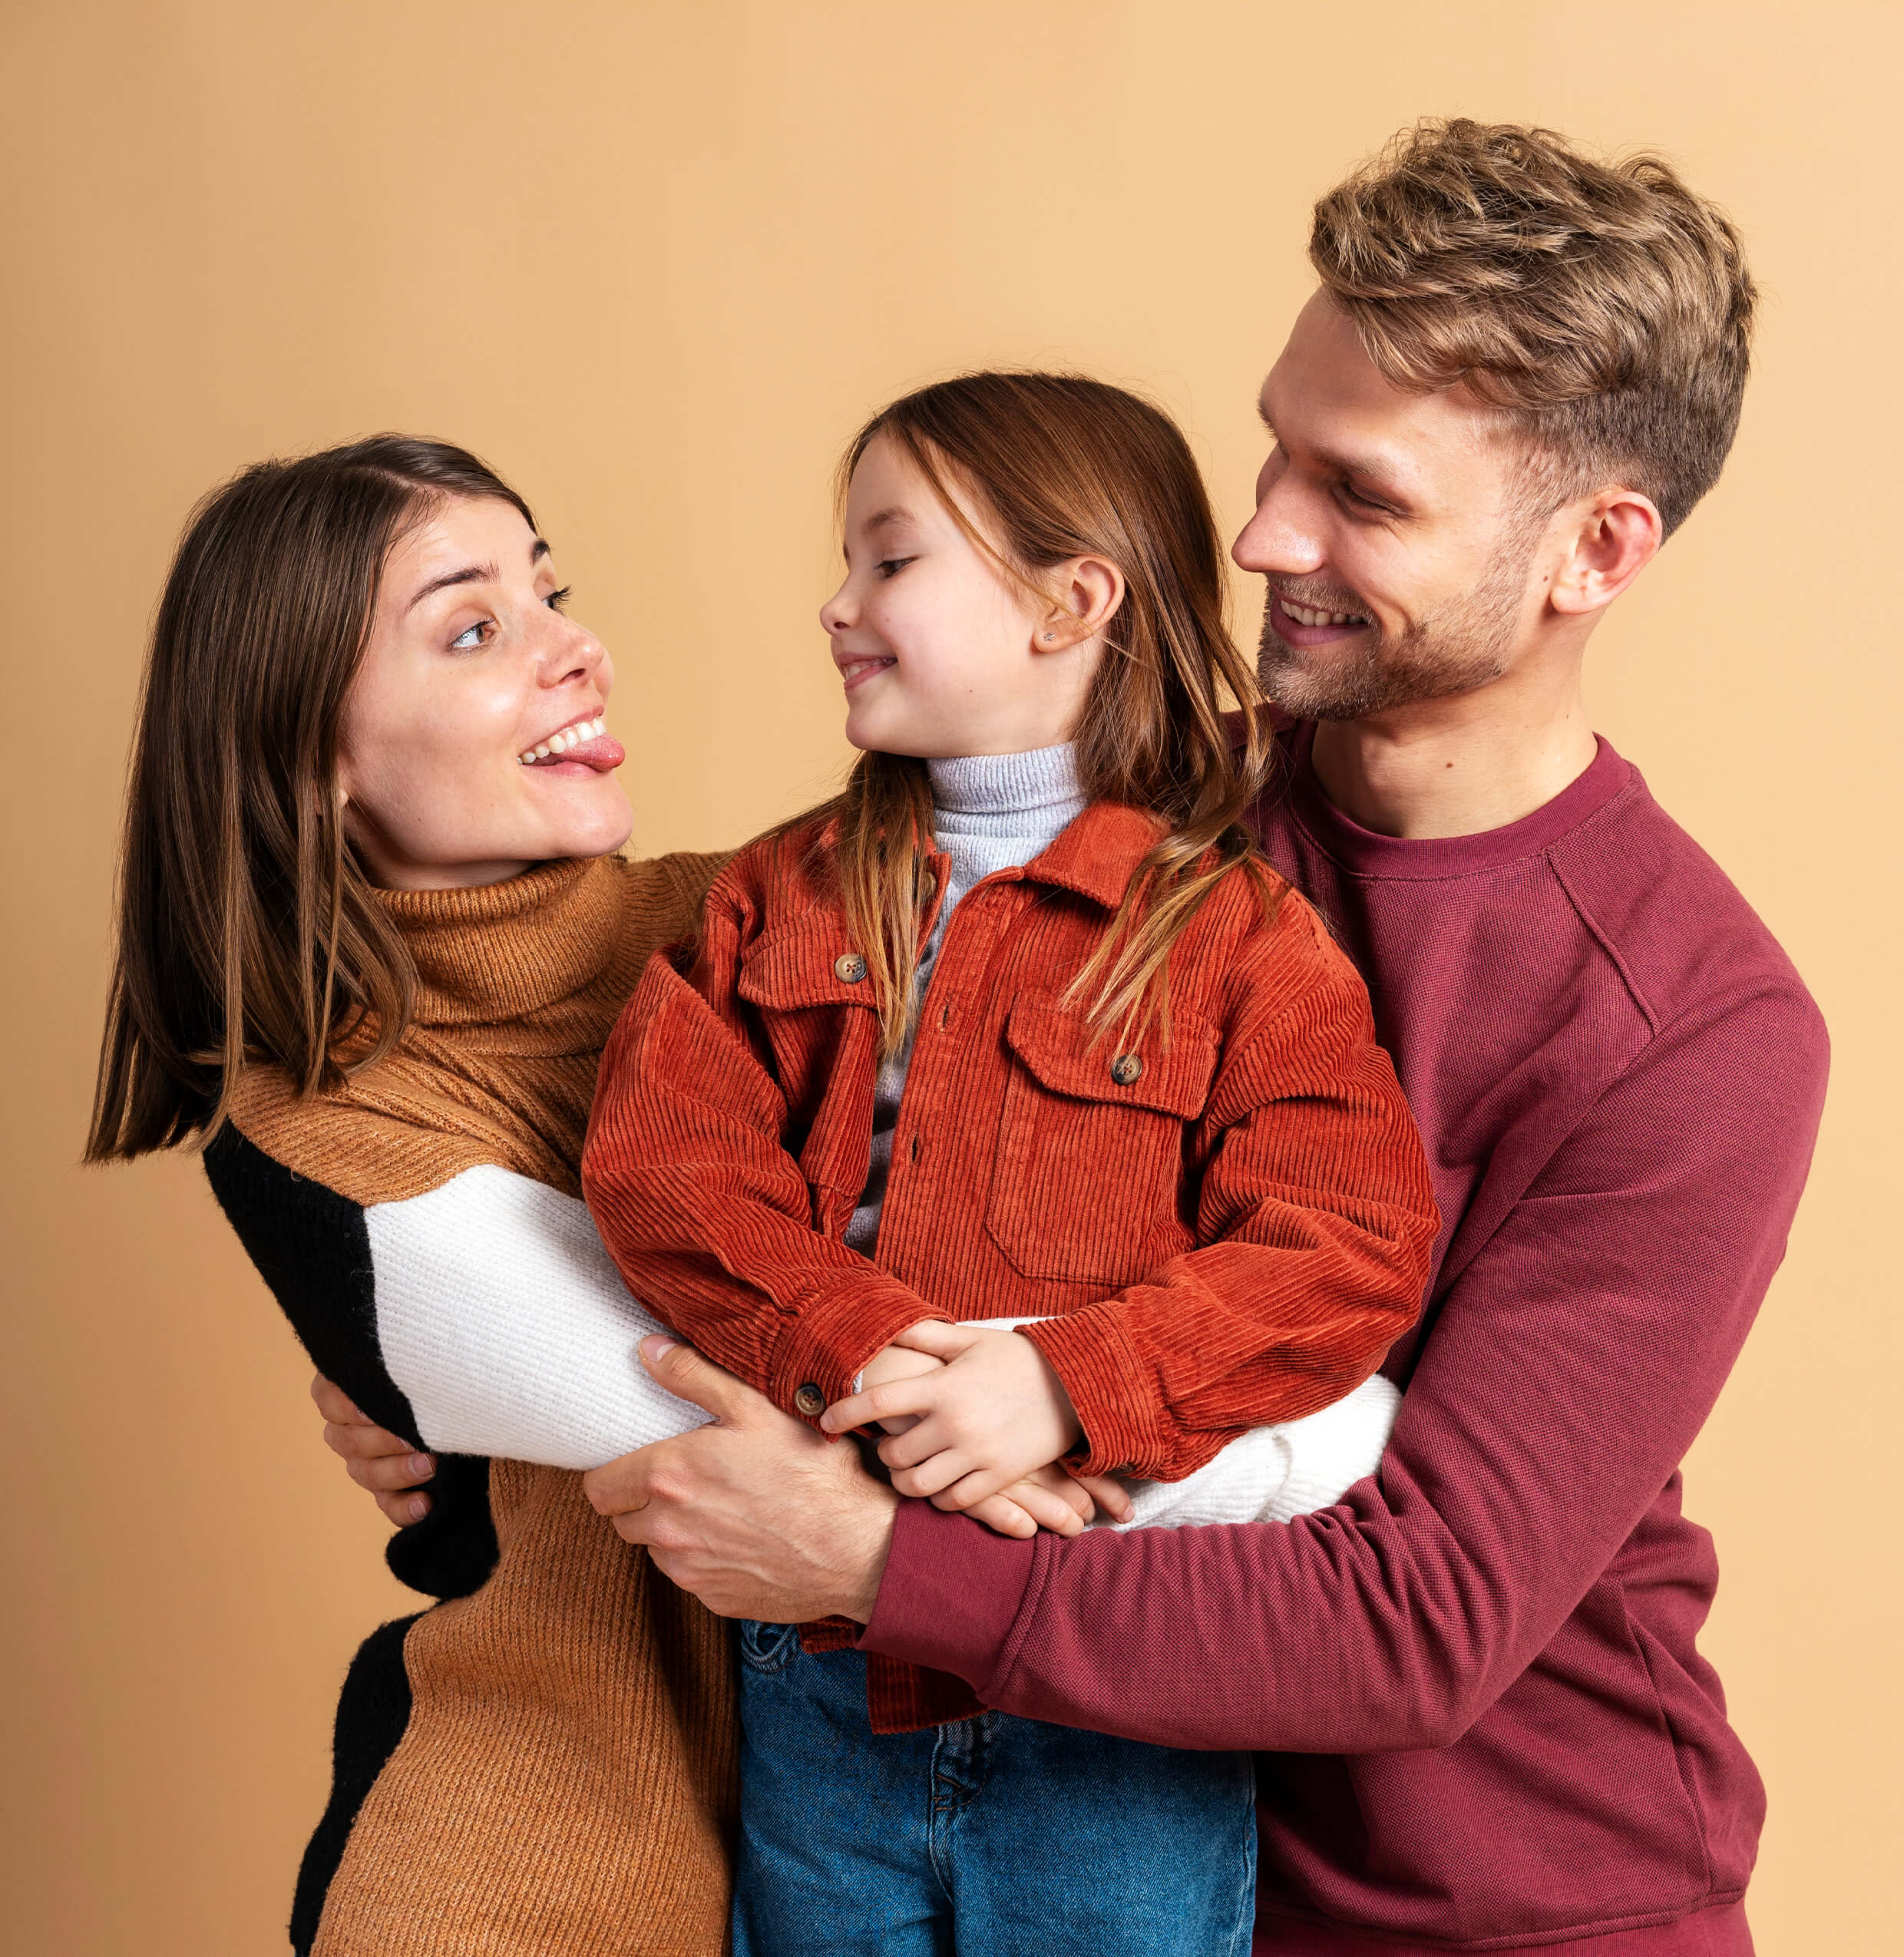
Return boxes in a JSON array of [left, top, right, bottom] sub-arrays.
[[888, 1449, 968, 1499], [820, 1377, 938, 1434], [939, 1465, 1020, 1512], [875, 1421, 950, 1473], [377, 1489, 433, 1527]]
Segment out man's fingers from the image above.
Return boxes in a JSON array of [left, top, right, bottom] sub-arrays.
[[344, 1446, 437, 1493], [1068, 1469, 1132, 1523], [999, 1479, 1087, 1537], [964, 1494, 1040, 1539], [639, 1336, 766, 1426], [310, 1374, 362, 1423]]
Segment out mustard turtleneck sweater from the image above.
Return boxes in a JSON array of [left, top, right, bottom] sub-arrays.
[[206, 850, 736, 1957]]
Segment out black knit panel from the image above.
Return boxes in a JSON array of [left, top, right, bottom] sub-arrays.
[[202, 1125, 499, 1600], [289, 1613, 422, 1955]]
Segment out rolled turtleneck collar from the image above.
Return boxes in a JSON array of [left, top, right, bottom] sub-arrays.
[[926, 742, 1084, 821], [372, 855, 629, 1027]]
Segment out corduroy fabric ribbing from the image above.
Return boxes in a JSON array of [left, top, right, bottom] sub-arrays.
[[221, 851, 741, 1957], [581, 803, 1439, 1733]]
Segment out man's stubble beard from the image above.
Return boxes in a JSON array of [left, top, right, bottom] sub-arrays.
[[1257, 517, 1541, 722]]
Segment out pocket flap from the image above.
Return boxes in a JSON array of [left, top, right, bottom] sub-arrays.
[[738, 914, 881, 1012], [1003, 993, 1217, 1119]]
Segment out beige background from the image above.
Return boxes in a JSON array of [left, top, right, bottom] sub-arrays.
[[2, 2, 1898, 1949]]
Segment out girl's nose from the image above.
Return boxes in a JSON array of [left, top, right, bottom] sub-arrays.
[[819, 580, 854, 635]]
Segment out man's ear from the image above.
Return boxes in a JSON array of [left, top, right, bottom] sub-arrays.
[[1549, 488, 1663, 617], [1036, 554, 1126, 653]]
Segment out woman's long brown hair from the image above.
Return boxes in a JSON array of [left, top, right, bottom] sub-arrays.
[[87, 436, 537, 1162], [812, 372, 1278, 1056]]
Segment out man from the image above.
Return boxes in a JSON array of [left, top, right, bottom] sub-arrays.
[[333, 121, 1826, 1953]]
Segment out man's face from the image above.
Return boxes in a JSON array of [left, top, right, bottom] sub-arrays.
[[1235, 292, 1552, 720]]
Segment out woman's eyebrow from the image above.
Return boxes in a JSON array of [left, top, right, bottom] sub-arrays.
[[404, 537, 550, 612], [405, 563, 497, 612]]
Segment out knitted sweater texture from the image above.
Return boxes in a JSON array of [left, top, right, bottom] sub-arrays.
[[208, 852, 738, 1957]]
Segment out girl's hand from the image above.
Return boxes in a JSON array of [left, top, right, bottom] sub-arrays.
[[311, 1374, 436, 1526], [821, 1321, 1084, 1512], [853, 1340, 946, 1436]]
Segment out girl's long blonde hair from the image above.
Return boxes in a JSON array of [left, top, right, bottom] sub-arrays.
[[805, 372, 1281, 1055]]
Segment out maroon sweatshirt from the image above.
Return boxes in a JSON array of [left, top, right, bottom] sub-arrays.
[[858, 729, 1829, 1955]]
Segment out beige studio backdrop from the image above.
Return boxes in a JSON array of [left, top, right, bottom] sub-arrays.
[[2, 2, 1899, 1950]]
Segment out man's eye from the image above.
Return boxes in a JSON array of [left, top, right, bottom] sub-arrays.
[[1342, 484, 1391, 515]]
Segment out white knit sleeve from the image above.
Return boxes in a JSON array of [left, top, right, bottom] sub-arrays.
[[1106, 1375, 1400, 1530], [977, 1317, 1400, 1529], [364, 1165, 709, 1471]]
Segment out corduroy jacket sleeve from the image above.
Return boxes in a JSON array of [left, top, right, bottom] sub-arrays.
[[582, 885, 944, 1417], [1022, 907, 1440, 1481]]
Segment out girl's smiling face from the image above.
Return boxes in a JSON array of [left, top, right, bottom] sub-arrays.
[[339, 495, 633, 889], [819, 434, 1118, 759]]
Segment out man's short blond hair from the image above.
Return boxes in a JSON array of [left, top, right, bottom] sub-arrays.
[[1311, 119, 1756, 536]]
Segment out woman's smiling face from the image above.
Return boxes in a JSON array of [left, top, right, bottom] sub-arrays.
[[338, 495, 633, 889]]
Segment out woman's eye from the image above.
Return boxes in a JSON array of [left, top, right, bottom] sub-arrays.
[[545, 585, 573, 611], [451, 620, 491, 650]]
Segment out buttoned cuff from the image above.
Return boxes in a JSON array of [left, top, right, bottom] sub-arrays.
[[766, 1276, 943, 1423], [1019, 1305, 1172, 1479]]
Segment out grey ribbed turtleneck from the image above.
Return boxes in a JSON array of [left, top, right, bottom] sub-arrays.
[[844, 743, 1087, 1252]]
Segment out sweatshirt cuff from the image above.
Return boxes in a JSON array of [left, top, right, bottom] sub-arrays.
[[1018, 1304, 1166, 1478], [857, 1499, 1036, 1685], [766, 1276, 943, 1420]]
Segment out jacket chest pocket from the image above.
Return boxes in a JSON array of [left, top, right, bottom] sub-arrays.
[[987, 993, 1218, 1285]]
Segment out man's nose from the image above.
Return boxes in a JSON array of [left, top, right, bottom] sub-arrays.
[[1232, 472, 1325, 578]]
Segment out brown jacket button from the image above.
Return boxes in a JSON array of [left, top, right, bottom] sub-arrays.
[[834, 953, 868, 983], [1110, 1053, 1143, 1086], [793, 1383, 827, 1417]]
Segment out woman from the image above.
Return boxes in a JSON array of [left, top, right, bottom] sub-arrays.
[[88, 437, 740, 1955]]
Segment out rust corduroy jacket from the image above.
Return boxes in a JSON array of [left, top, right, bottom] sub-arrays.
[[585, 798, 1436, 1500]]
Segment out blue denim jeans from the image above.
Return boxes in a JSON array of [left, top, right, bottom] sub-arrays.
[[732, 1622, 1258, 1957]]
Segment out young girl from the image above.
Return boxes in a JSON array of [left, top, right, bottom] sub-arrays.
[[580, 373, 1439, 1955]]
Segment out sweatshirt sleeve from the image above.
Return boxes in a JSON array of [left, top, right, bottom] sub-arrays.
[[581, 894, 940, 1416], [1022, 912, 1440, 1482], [861, 975, 1829, 1751]]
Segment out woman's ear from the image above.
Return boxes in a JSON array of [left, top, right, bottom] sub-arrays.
[[1036, 554, 1126, 653]]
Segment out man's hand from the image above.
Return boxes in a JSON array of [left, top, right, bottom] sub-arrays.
[[821, 1320, 1086, 1515], [583, 1337, 900, 1622], [312, 1374, 436, 1526]]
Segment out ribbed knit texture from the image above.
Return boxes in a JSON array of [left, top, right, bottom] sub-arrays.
[[583, 804, 1439, 1733], [847, 744, 1086, 1250], [226, 852, 741, 1956]]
